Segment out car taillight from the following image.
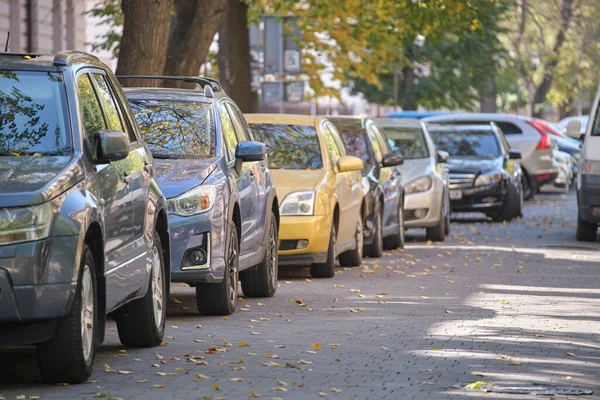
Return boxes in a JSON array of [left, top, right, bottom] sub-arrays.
[[527, 121, 551, 150]]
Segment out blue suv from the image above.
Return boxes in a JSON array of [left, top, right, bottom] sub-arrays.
[[122, 76, 279, 315]]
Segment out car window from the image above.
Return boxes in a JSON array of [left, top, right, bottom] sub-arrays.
[[443, 120, 522, 135], [591, 107, 600, 136], [321, 122, 342, 167], [371, 124, 393, 154], [0, 70, 71, 156], [249, 123, 323, 170], [77, 74, 107, 157], [367, 124, 383, 163], [225, 103, 251, 141], [91, 74, 124, 133], [326, 122, 348, 157], [383, 126, 429, 159], [334, 120, 370, 167], [496, 127, 511, 154], [430, 129, 501, 158], [129, 99, 215, 159], [219, 103, 238, 160]]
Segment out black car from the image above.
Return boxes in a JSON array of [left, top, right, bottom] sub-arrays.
[[0, 52, 170, 382], [328, 116, 405, 256], [428, 124, 524, 221]]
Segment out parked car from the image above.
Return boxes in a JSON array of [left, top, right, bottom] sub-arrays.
[[376, 118, 450, 241], [245, 114, 365, 278], [424, 114, 558, 199], [387, 111, 450, 119], [0, 52, 170, 383], [428, 124, 524, 221], [540, 149, 573, 194], [123, 76, 279, 315], [566, 98, 600, 240], [328, 116, 406, 255]]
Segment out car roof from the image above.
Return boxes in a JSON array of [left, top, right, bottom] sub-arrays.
[[424, 113, 532, 122], [0, 51, 103, 71], [374, 117, 422, 128], [244, 113, 327, 127], [427, 124, 496, 132], [386, 111, 449, 119], [123, 87, 212, 103]]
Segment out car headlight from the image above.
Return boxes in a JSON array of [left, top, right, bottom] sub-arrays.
[[280, 191, 315, 216], [582, 160, 600, 175], [474, 172, 502, 186], [405, 176, 432, 194], [168, 185, 217, 216], [0, 202, 55, 245]]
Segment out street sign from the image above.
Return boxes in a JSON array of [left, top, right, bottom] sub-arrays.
[[262, 82, 282, 104], [285, 80, 304, 103], [263, 16, 302, 76]]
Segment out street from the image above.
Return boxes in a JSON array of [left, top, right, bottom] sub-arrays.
[[1, 190, 599, 399]]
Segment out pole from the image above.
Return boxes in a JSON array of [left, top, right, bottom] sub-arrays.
[[278, 20, 284, 114]]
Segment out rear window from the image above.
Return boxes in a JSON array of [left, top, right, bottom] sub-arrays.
[[443, 120, 522, 135], [129, 99, 215, 159], [249, 123, 323, 170], [430, 129, 501, 158], [0, 70, 71, 156], [382, 127, 429, 159]]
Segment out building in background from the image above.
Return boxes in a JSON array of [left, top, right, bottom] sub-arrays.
[[0, 0, 85, 53]]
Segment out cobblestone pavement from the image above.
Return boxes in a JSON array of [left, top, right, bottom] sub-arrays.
[[2, 191, 600, 400]]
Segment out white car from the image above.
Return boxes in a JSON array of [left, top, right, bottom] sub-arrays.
[[540, 150, 573, 194]]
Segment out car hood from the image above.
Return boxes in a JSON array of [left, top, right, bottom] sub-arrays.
[[398, 158, 434, 182], [269, 169, 325, 200], [447, 157, 502, 175], [154, 157, 220, 199], [0, 156, 84, 207]]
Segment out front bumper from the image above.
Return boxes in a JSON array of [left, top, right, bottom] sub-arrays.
[[0, 236, 79, 325], [404, 178, 444, 228], [578, 175, 600, 223], [278, 215, 331, 267], [168, 210, 226, 284], [449, 183, 504, 212]]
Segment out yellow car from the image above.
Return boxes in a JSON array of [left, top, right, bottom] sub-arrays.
[[245, 114, 365, 278]]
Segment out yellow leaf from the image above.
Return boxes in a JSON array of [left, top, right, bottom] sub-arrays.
[[103, 363, 115, 372], [222, 316, 228, 320], [509, 359, 522, 366], [230, 377, 244, 382], [175, 368, 184, 373], [274, 386, 288, 391], [565, 351, 576, 357], [137, 379, 147, 383], [277, 380, 289, 386], [213, 383, 221, 391], [153, 384, 165, 389], [312, 343, 322, 351], [331, 388, 342, 393], [233, 358, 245, 364], [464, 381, 492, 390], [444, 309, 454, 314], [500, 300, 510, 305], [249, 392, 263, 398], [223, 339, 232, 347], [376, 292, 388, 295], [155, 353, 164, 360], [350, 289, 360, 293], [239, 341, 250, 347], [318, 392, 328, 397], [357, 293, 365, 298], [431, 346, 441, 351], [196, 374, 209, 380]]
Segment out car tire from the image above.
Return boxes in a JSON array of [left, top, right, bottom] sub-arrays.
[[339, 215, 364, 266], [383, 205, 405, 250], [196, 223, 239, 315], [37, 245, 97, 383], [426, 213, 445, 242], [444, 197, 451, 235], [116, 231, 166, 348], [576, 214, 597, 242], [522, 173, 534, 200], [492, 182, 522, 222], [241, 211, 278, 298], [364, 211, 383, 258], [311, 223, 336, 278]]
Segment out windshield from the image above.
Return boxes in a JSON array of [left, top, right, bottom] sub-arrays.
[[249, 123, 323, 170], [330, 120, 370, 167], [0, 70, 71, 156], [382, 126, 429, 159], [430, 130, 501, 158], [129, 99, 215, 159]]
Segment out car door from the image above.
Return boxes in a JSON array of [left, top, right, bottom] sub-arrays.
[[321, 121, 361, 244], [226, 102, 268, 250], [76, 72, 138, 309], [219, 102, 258, 256]]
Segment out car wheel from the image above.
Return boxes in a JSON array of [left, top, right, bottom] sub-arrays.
[[492, 182, 521, 222], [522, 174, 534, 200], [364, 211, 383, 258], [383, 204, 405, 250], [426, 211, 445, 242], [196, 223, 239, 315], [576, 214, 597, 242], [311, 223, 336, 278], [241, 211, 278, 297], [37, 245, 97, 383], [339, 215, 364, 266], [115, 231, 166, 347], [444, 197, 451, 235]]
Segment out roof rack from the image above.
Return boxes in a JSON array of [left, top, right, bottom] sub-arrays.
[[116, 75, 223, 92], [54, 51, 100, 66]]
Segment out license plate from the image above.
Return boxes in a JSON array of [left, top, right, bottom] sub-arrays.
[[450, 190, 462, 200]]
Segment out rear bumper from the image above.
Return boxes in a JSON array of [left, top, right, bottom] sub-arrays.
[[578, 175, 600, 223], [279, 252, 328, 266]]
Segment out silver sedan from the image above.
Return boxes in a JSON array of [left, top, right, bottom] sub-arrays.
[[376, 118, 450, 242]]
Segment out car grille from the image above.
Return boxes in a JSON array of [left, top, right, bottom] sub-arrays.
[[449, 173, 476, 190], [279, 240, 298, 250]]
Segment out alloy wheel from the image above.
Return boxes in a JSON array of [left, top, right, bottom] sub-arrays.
[[80, 264, 94, 365], [356, 217, 363, 258], [227, 230, 239, 306], [399, 206, 405, 245], [269, 222, 278, 289], [152, 244, 165, 328]]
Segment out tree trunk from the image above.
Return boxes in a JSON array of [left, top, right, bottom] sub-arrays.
[[218, 0, 252, 112], [479, 74, 497, 113], [402, 66, 417, 110], [116, 0, 172, 87], [163, 0, 228, 88]]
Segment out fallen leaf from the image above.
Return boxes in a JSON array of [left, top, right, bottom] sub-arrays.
[[196, 374, 209, 380], [357, 293, 365, 298], [195, 324, 202, 329], [222, 316, 228, 320], [565, 351, 576, 357], [249, 392, 262, 398], [223, 339, 232, 347], [350, 289, 360, 293], [509, 359, 522, 366], [118, 370, 132, 375], [137, 379, 148, 383], [312, 343, 322, 351], [377, 292, 388, 295], [213, 383, 221, 391], [277, 381, 289, 386], [331, 388, 342, 393], [273, 387, 288, 392], [431, 346, 441, 351], [155, 353, 164, 360], [239, 341, 250, 347], [318, 392, 328, 397], [500, 300, 510, 305], [233, 358, 245, 364], [299, 359, 313, 364], [251, 331, 262, 335], [444, 309, 454, 314], [464, 381, 493, 390], [175, 368, 184, 373], [104, 363, 115, 373], [153, 384, 165, 389], [229, 377, 244, 382]]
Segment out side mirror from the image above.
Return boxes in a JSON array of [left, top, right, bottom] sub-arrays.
[[337, 155, 364, 172], [508, 149, 522, 160], [94, 130, 129, 163], [382, 153, 404, 167], [566, 120, 582, 139], [437, 150, 449, 163], [235, 141, 265, 162]]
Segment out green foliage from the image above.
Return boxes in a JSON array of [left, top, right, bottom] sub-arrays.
[[86, 0, 124, 58]]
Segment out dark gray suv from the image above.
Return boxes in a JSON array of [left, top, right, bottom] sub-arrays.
[[0, 52, 170, 383]]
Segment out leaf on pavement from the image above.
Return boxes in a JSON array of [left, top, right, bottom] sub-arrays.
[[239, 341, 250, 347], [318, 392, 328, 397], [251, 331, 262, 335], [509, 359, 522, 365], [137, 379, 147, 383], [273, 386, 288, 391], [565, 351, 576, 357], [229, 377, 244, 382], [104, 363, 115, 373], [277, 380, 289, 386], [249, 392, 262, 398], [223, 339, 232, 347], [431, 346, 441, 351], [500, 300, 510, 305], [312, 343, 322, 351], [331, 388, 342, 393], [350, 289, 360, 293], [117, 370, 132, 375], [213, 383, 221, 391], [155, 353, 164, 360], [299, 359, 312, 364], [357, 293, 365, 298], [444, 309, 454, 314], [196, 374, 209, 380], [153, 384, 165, 389], [233, 358, 245, 364]]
